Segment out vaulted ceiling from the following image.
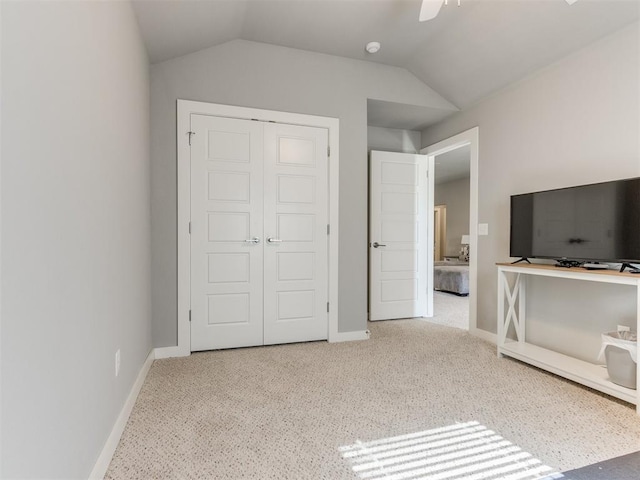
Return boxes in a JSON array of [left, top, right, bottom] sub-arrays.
[[132, 0, 639, 110]]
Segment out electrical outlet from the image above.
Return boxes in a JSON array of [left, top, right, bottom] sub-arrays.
[[115, 349, 121, 377], [617, 325, 631, 333]]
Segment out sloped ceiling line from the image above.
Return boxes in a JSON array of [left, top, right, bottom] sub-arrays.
[[132, 0, 639, 110]]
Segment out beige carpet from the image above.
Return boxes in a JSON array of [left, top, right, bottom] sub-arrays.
[[106, 320, 640, 479]]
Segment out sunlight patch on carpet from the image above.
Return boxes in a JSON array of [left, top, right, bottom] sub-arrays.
[[340, 421, 564, 480]]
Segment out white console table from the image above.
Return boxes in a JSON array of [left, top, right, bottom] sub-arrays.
[[496, 263, 640, 413]]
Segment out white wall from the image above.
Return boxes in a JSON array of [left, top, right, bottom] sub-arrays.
[[434, 177, 470, 257], [422, 23, 639, 358], [150, 39, 456, 346], [367, 126, 421, 153], [1, 2, 151, 478]]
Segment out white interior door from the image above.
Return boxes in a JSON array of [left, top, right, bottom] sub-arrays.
[[190, 114, 329, 351], [369, 151, 430, 321], [263, 123, 329, 344], [190, 115, 264, 351]]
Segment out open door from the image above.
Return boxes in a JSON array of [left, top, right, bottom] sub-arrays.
[[369, 151, 434, 321]]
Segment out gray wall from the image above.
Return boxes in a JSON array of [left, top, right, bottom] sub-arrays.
[[1, 2, 151, 478], [151, 39, 456, 346], [434, 177, 471, 257], [422, 23, 639, 358], [367, 126, 421, 153]]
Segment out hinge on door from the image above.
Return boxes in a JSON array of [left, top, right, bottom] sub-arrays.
[[189, 310, 192, 322], [327, 146, 330, 157], [187, 131, 195, 146], [188, 221, 191, 234], [327, 302, 330, 313], [327, 224, 330, 235]]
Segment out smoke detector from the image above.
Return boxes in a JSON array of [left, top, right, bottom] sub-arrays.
[[365, 42, 381, 54]]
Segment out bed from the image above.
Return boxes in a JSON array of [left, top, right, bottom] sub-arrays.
[[434, 261, 469, 296]]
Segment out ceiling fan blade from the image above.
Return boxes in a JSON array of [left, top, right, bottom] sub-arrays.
[[420, 0, 444, 22]]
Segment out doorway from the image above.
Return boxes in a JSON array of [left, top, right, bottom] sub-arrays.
[[422, 127, 479, 334], [431, 147, 471, 330], [434, 205, 447, 261]]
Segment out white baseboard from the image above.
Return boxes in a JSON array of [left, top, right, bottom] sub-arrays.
[[88, 349, 155, 480], [154, 345, 189, 359], [330, 330, 370, 342], [471, 328, 497, 345]]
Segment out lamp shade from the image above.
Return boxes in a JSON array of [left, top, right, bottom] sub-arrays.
[[461, 235, 470, 245]]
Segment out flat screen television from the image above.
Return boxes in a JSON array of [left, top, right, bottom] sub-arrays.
[[510, 177, 640, 264]]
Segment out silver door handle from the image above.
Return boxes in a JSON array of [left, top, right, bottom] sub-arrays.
[[245, 237, 261, 244], [372, 242, 387, 248], [267, 237, 282, 243]]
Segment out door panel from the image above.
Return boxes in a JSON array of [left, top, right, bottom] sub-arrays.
[[263, 123, 329, 344], [370, 151, 428, 321], [190, 115, 264, 351], [191, 115, 329, 351]]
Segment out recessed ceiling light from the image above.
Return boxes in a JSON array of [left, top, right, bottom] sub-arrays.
[[365, 42, 381, 54]]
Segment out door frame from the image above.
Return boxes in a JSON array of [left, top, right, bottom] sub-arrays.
[[421, 127, 479, 335], [434, 205, 446, 261], [170, 99, 340, 358]]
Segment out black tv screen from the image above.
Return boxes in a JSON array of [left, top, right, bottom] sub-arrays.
[[510, 177, 640, 263]]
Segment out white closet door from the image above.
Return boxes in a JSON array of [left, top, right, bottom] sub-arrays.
[[369, 151, 428, 321], [190, 115, 264, 351], [263, 123, 329, 344]]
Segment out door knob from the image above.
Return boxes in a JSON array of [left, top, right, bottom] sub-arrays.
[[245, 237, 261, 244], [372, 242, 386, 248], [267, 237, 282, 244]]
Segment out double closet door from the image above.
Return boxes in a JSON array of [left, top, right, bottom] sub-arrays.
[[189, 114, 329, 351]]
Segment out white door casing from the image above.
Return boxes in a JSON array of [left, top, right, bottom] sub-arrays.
[[369, 151, 431, 321], [263, 123, 329, 344], [190, 115, 265, 351], [173, 100, 341, 359], [422, 126, 479, 337]]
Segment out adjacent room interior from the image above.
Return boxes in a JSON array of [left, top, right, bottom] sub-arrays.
[[1, 1, 639, 479], [432, 145, 471, 330]]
